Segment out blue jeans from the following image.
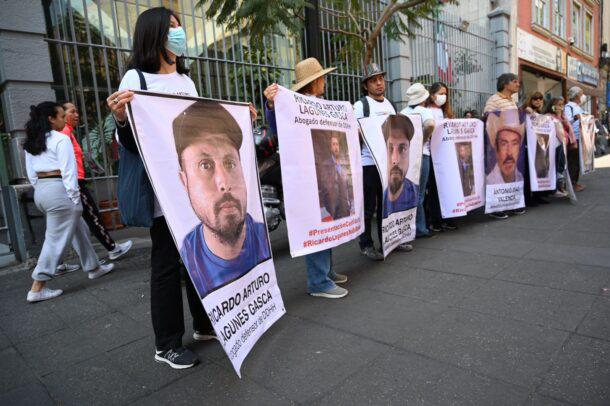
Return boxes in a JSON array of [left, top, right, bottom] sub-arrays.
[[416, 154, 430, 236], [305, 248, 336, 293]]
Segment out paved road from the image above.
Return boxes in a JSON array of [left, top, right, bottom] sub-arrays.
[[1, 157, 609, 405]]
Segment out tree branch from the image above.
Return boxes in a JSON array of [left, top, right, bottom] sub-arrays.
[[346, 0, 362, 35], [323, 27, 367, 43], [369, 0, 428, 45]]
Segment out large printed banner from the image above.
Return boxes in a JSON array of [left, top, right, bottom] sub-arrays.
[[526, 114, 557, 191], [579, 114, 596, 175], [359, 114, 423, 257], [127, 92, 284, 377], [430, 119, 485, 218], [274, 86, 364, 257], [484, 109, 526, 214]]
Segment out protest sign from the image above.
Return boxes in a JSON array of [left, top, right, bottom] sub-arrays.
[[430, 119, 485, 218], [484, 109, 526, 213], [274, 86, 364, 257], [579, 114, 596, 175], [359, 114, 423, 257], [127, 92, 284, 377], [526, 114, 557, 191]]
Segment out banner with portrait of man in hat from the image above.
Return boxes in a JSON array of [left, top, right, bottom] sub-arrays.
[[484, 109, 527, 213], [273, 85, 364, 257], [126, 91, 285, 377], [359, 114, 423, 257], [526, 114, 557, 191]]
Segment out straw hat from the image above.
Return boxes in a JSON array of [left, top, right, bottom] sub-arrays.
[[486, 109, 525, 149], [292, 58, 337, 92], [406, 83, 429, 106]]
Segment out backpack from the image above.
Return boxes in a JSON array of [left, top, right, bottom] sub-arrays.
[[117, 69, 155, 227], [360, 95, 397, 117]]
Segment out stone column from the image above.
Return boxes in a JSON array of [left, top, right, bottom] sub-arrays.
[[387, 36, 412, 111], [487, 7, 512, 80], [0, 0, 55, 181]]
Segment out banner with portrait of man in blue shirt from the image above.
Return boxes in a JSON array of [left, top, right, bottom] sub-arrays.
[[359, 114, 423, 258], [127, 92, 285, 377]]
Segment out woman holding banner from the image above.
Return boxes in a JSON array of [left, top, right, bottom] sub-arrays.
[[522, 92, 549, 206], [544, 96, 576, 198], [106, 7, 215, 370], [263, 58, 349, 300], [425, 82, 457, 232]]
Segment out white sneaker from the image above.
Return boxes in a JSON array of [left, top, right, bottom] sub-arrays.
[[55, 263, 80, 276], [108, 240, 133, 260], [27, 287, 63, 303], [88, 263, 115, 280]]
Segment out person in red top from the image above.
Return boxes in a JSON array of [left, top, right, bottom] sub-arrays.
[[58, 101, 132, 269]]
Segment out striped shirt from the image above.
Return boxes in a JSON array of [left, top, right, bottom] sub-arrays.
[[484, 93, 517, 113]]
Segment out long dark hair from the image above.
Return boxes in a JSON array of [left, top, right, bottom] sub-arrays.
[[542, 96, 564, 115], [127, 7, 189, 74], [523, 91, 544, 113], [426, 82, 454, 119], [23, 101, 61, 156]]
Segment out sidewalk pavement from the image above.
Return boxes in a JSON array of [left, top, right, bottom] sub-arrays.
[[1, 157, 610, 405]]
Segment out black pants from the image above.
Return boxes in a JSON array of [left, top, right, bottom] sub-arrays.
[[567, 145, 580, 185], [426, 162, 442, 226], [359, 165, 382, 250], [150, 216, 212, 351], [78, 180, 116, 251]]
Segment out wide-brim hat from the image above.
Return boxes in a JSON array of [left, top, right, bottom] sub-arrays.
[[292, 58, 336, 92], [361, 63, 386, 83], [486, 109, 525, 149], [406, 83, 429, 106]]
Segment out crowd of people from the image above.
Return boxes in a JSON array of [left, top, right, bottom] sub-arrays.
[[21, 6, 605, 370]]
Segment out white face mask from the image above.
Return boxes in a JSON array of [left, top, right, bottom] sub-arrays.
[[580, 94, 587, 104], [434, 94, 447, 107]]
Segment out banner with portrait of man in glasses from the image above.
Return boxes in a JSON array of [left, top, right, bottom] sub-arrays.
[[526, 113, 557, 191], [127, 92, 285, 377]]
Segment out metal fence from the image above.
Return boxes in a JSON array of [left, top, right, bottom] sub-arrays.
[[410, 10, 496, 117], [42, 0, 388, 224]]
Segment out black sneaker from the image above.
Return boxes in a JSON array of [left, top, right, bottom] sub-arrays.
[[441, 222, 457, 231], [488, 211, 508, 219], [510, 208, 526, 215], [193, 330, 218, 341], [360, 246, 384, 261], [154, 347, 199, 369]]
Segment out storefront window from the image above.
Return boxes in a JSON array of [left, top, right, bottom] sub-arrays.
[[552, 0, 565, 38], [571, 2, 581, 48], [584, 11, 592, 54], [533, 0, 550, 29]]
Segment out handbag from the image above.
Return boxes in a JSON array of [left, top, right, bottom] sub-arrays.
[[117, 69, 155, 227]]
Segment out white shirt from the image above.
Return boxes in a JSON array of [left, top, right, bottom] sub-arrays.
[[25, 130, 80, 204], [118, 69, 198, 217], [354, 96, 396, 166], [486, 163, 523, 185], [564, 101, 583, 140], [400, 105, 435, 155]]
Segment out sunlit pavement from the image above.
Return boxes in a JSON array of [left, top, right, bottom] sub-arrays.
[[1, 157, 609, 405]]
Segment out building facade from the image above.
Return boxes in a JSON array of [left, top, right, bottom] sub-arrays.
[[516, 0, 603, 114]]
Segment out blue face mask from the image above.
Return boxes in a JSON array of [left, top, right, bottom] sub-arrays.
[[166, 27, 186, 57]]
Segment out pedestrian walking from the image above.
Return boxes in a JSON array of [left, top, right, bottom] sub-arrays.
[[400, 83, 436, 238], [425, 82, 457, 232], [353, 64, 412, 260], [107, 7, 214, 370], [24, 102, 115, 303], [263, 58, 349, 299], [56, 100, 132, 275]]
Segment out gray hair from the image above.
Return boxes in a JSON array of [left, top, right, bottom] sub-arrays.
[[567, 86, 583, 101]]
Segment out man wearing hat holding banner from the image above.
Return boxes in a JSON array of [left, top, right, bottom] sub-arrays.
[[263, 58, 349, 299], [354, 64, 414, 260]]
